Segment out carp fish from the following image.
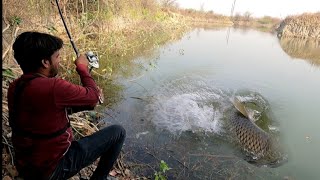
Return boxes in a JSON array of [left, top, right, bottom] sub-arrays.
[[226, 93, 288, 168]]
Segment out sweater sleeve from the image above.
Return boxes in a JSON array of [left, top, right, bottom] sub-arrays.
[[53, 64, 100, 108]]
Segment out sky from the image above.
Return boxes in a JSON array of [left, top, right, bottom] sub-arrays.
[[175, 0, 320, 18]]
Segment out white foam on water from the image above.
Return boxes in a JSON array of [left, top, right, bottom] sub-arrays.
[[236, 95, 256, 102], [143, 77, 227, 135], [145, 93, 223, 134]]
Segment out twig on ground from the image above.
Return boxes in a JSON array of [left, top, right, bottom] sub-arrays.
[[3, 101, 9, 111], [105, 111, 115, 119], [71, 126, 86, 138], [69, 115, 99, 132], [2, 26, 20, 60], [215, 159, 241, 177], [2, 24, 10, 33], [94, 118, 108, 127], [2, 135, 14, 165], [2, 66, 22, 75], [169, 154, 189, 170], [2, 141, 13, 148], [130, 157, 157, 173], [145, 151, 161, 162], [190, 158, 203, 172], [188, 153, 235, 158]]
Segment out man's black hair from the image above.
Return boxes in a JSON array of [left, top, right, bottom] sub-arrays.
[[12, 31, 63, 73]]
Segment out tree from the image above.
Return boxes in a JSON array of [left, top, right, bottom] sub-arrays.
[[160, 0, 178, 9], [200, 3, 205, 12], [243, 11, 252, 22]]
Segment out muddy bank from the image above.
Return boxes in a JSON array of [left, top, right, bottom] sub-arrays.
[[276, 13, 320, 39]]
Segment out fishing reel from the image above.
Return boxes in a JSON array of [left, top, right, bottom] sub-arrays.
[[85, 51, 104, 104], [86, 51, 99, 69]]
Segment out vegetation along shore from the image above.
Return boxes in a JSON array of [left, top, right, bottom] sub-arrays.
[[2, 0, 319, 179]]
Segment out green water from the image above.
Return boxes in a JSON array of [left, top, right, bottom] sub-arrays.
[[103, 27, 320, 179]]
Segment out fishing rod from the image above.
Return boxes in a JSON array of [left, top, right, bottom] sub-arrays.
[[55, 0, 99, 70], [55, 0, 103, 104]]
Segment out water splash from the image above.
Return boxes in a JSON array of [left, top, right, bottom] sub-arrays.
[[143, 77, 229, 135]]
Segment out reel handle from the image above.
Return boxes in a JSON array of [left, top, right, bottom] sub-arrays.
[[85, 51, 103, 104], [86, 51, 99, 69]]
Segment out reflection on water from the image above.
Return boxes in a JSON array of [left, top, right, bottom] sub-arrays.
[[279, 37, 320, 66]]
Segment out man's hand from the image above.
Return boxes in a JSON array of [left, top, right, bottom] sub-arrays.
[[74, 54, 89, 67], [98, 86, 104, 104]]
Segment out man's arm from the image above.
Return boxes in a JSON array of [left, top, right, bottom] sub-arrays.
[[54, 55, 100, 109]]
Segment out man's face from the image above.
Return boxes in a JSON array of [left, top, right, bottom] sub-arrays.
[[49, 50, 61, 77]]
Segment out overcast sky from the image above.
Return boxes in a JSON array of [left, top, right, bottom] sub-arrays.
[[175, 0, 320, 18]]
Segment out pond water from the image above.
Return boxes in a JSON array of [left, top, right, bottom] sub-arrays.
[[103, 27, 320, 180]]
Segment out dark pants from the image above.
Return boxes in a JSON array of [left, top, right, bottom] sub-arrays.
[[49, 125, 126, 180]]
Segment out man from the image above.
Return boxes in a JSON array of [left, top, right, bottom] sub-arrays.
[[8, 31, 126, 180]]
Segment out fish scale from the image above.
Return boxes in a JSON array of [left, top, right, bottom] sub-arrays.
[[229, 111, 271, 157], [226, 107, 288, 168]]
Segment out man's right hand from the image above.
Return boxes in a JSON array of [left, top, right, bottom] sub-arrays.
[[74, 54, 89, 67]]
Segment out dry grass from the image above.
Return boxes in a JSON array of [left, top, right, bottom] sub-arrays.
[[2, 1, 189, 179], [232, 13, 281, 32], [279, 12, 320, 38], [284, 12, 320, 25], [169, 8, 233, 26]]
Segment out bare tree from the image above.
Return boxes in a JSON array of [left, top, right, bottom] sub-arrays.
[[243, 11, 252, 21], [230, 0, 237, 17], [233, 12, 241, 21], [200, 2, 205, 12], [160, 0, 177, 8]]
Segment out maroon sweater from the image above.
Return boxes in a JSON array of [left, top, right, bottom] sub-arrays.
[[7, 64, 100, 179]]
